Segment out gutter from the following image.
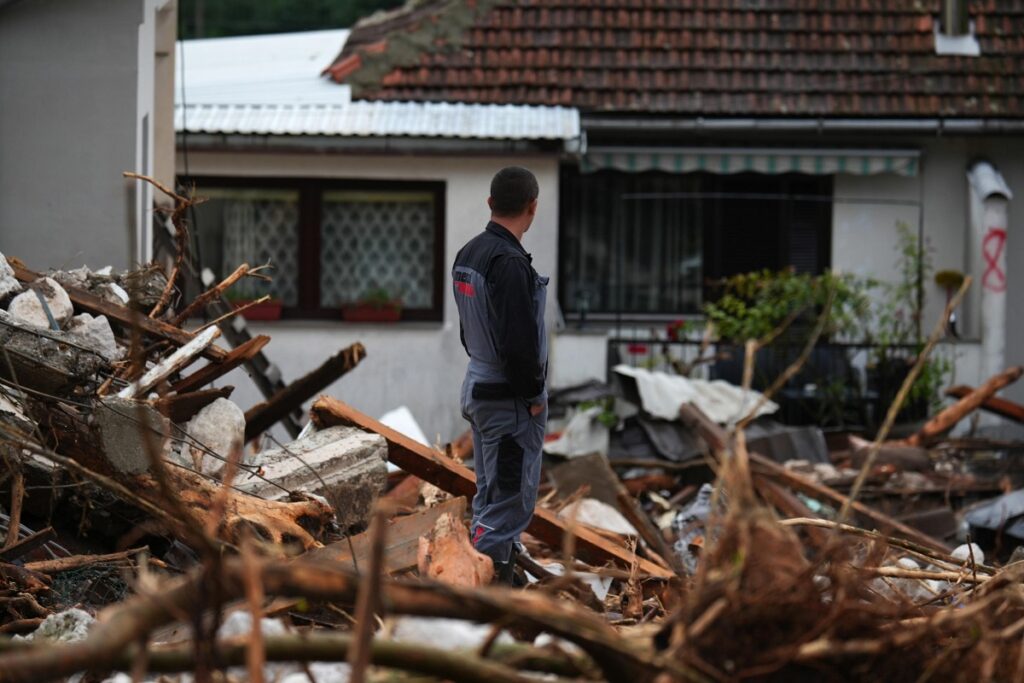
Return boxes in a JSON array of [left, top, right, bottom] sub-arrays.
[[581, 116, 1024, 135]]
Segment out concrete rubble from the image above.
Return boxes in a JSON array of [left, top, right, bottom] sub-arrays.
[[236, 425, 387, 528], [182, 397, 247, 476], [7, 276, 74, 329], [6, 250, 1024, 683]]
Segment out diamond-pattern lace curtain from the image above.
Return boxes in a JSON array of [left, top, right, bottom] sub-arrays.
[[320, 190, 435, 308], [219, 189, 300, 306]]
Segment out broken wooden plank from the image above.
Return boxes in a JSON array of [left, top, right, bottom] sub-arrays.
[[23, 548, 146, 574], [169, 335, 270, 395], [678, 403, 951, 553], [311, 396, 674, 577], [946, 383, 1024, 426], [308, 497, 467, 574], [153, 386, 234, 423], [243, 342, 366, 442], [908, 366, 1023, 445], [11, 263, 229, 362], [117, 327, 220, 398], [0, 527, 54, 563], [170, 263, 250, 326]]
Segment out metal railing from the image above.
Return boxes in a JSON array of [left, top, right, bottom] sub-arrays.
[[607, 336, 927, 431]]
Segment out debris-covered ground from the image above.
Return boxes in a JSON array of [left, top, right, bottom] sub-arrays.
[[4, 187, 1024, 682]]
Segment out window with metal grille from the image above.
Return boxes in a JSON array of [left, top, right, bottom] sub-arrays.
[[559, 168, 832, 320], [187, 177, 445, 321]]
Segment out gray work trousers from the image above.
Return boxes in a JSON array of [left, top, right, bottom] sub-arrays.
[[460, 368, 547, 564]]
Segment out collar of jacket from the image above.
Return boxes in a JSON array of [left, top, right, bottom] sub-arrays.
[[485, 221, 532, 262]]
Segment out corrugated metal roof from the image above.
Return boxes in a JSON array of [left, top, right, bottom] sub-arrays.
[[175, 29, 581, 141], [175, 101, 580, 140]]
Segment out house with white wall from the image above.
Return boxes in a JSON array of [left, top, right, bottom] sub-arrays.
[[1, 0, 177, 270], [178, 0, 1024, 439], [175, 28, 579, 440]]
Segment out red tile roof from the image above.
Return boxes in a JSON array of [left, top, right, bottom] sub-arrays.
[[326, 0, 1024, 118]]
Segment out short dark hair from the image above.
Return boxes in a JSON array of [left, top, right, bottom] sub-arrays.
[[489, 166, 539, 217]]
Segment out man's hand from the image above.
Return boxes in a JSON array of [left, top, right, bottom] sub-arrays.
[[529, 402, 545, 417]]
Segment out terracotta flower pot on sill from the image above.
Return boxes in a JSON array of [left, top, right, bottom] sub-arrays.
[[341, 303, 402, 323], [232, 299, 284, 321]]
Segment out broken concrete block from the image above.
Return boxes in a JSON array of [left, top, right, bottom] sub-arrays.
[[417, 512, 494, 587], [0, 310, 109, 393], [15, 608, 94, 643], [0, 391, 36, 437], [95, 397, 171, 475], [7, 276, 73, 329], [0, 252, 22, 302], [184, 397, 246, 477], [67, 313, 123, 362], [235, 425, 387, 528]]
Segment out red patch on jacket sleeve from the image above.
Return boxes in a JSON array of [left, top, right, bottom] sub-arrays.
[[456, 281, 476, 297]]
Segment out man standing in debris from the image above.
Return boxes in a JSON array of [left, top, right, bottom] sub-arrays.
[[452, 166, 548, 584]]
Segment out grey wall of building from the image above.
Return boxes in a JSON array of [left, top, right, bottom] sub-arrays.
[[0, 0, 144, 271]]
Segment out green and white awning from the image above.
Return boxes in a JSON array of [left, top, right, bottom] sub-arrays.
[[580, 147, 920, 177]]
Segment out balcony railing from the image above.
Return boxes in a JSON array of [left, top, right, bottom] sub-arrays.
[[607, 336, 927, 431]]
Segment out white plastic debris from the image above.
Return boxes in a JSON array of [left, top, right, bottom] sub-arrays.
[[614, 365, 778, 423], [533, 561, 614, 602], [280, 663, 351, 683], [544, 405, 610, 458], [7, 277, 73, 329], [389, 616, 514, 650], [379, 406, 430, 446], [16, 608, 94, 642], [559, 498, 638, 537]]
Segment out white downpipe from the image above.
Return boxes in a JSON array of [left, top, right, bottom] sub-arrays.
[[967, 161, 1012, 386]]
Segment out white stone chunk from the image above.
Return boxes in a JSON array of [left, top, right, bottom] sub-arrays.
[[7, 276, 73, 329], [184, 398, 247, 477], [67, 313, 123, 362], [0, 252, 22, 301]]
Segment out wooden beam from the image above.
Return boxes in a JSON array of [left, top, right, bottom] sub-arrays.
[[11, 263, 228, 362], [153, 386, 234, 423], [0, 527, 55, 563], [169, 335, 269, 395], [946, 382, 1024, 426], [243, 343, 366, 442], [908, 366, 1023, 445], [678, 403, 951, 553], [311, 397, 674, 577], [117, 327, 220, 398]]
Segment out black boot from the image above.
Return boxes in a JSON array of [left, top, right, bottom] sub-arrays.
[[491, 546, 527, 587]]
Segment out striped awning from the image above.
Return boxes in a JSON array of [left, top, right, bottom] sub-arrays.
[[580, 147, 920, 177]]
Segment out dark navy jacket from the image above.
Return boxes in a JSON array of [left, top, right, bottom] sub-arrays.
[[452, 221, 546, 401]]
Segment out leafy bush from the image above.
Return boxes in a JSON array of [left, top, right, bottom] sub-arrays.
[[703, 268, 871, 344]]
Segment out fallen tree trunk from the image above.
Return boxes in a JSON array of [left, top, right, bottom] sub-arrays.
[[0, 558, 684, 683], [907, 365, 1023, 446], [4, 632, 585, 683]]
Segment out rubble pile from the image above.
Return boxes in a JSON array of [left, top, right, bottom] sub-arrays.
[[3, 247, 1024, 683]]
